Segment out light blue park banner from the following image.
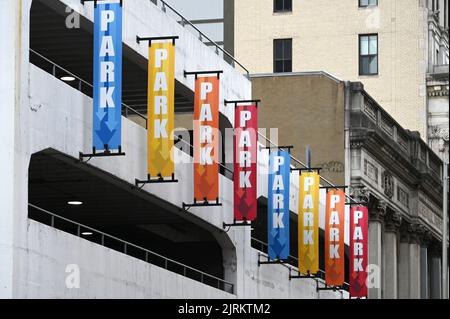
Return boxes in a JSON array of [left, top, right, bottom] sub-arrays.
[[267, 151, 290, 260], [93, 2, 123, 151]]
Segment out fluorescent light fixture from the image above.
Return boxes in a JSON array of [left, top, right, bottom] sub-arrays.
[[81, 232, 93, 236], [61, 76, 76, 82], [68, 201, 83, 206]]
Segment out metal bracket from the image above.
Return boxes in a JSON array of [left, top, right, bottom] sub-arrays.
[[316, 282, 342, 292], [184, 70, 223, 80], [222, 220, 252, 229], [135, 174, 178, 189], [79, 146, 125, 163], [288, 269, 320, 281], [320, 186, 348, 190], [182, 198, 222, 211], [136, 35, 179, 46], [224, 99, 261, 107], [81, 0, 123, 8], [290, 167, 322, 173], [257, 253, 287, 267]]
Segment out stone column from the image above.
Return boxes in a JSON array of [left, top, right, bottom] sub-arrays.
[[398, 222, 422, 299], [383, 210, 402, 299], [419, 231, 432, 299], [409, 225, 423, 299], [398, 226, 410, 299], [368, 200, 386, 299], [429, 242, 442, 299]]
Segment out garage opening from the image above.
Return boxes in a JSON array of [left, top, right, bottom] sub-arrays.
[[28, 149, 233, 293]]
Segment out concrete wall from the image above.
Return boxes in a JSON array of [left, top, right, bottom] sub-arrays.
[[234, 0, 429, 138], [19, 220, 235, 299], [0, 0, 345, 299], [23, 65, 345, 298], [251, 73, 346, 185]]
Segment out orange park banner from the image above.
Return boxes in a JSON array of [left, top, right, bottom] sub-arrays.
[[148, 42, 175, 177], [325, 189, 345, 286], [193, 76, 219, 202], [298, 171, 320, 274]]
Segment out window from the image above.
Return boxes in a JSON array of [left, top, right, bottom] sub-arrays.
[[274, 39, 292, 73], [359, 0, 377, 7], [359, 34, 378, 75], [274, 0, 292, 13]]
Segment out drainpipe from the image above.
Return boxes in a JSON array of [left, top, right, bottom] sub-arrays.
[[344, 82, 352, 191], [442, 143, 449, 299]]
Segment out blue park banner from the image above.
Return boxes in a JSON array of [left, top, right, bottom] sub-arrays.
[[267, 151, 290, 260], [93, 2, 123, 151]]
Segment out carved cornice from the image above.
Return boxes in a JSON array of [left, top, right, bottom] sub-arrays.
[[369, 199, 387, 223], [419, 229, 433, 247], [384, 210, 402, 233], [349, 185, 370, 204], [400, 220, 426, 244]]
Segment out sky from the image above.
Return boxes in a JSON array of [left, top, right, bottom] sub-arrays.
[[163, 0, 224, 42], [163, 0, 223, 20]]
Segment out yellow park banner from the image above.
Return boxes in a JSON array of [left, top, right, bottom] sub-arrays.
[[148, 42, 175, 177], [298, 171, 320, 274]]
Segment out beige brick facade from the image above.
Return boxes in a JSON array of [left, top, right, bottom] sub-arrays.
[[234, 0, 432, 138]]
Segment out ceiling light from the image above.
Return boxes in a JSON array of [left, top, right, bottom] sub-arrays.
[[61, 76, 76, 82], [81, 232, 93, 236], [68, 201, 83, 206]]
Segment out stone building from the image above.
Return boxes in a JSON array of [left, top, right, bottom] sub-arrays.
[[233, 0, 449, 157], [348, 82, 444, 299], [251, 73, 446, 299]]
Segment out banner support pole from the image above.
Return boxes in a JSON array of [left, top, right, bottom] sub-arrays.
[[289, 273, 320, 280], [135, 173, 178, 188], [222, 220, 252, 229], [224, 99, 261, 107], [182, 200, 223, 212], [136, 35, 179, 46], [81, 0, 123, 8], [79, 146, 125, 163], [257, 253, 288, 266], [184, 70, 223, 80]]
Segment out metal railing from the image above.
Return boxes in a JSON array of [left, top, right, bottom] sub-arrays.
[[29, 49, 148, 125], [29, 49, 356, 196], [257, 132, 359, 204], [251, 237, 350, 292], [28, 203, 234, 294], [150, 0, 250, 76]]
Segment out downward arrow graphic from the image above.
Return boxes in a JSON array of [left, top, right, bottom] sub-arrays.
[[95, 108, 106, 130]]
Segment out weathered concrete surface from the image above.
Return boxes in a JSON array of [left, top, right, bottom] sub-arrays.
[[18, 220, 235, 299], [1, 0, 344, 299]]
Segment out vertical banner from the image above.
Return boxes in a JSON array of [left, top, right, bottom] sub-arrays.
[[148, 42, 175, 177], [298, 171, 320, 274], [93, 3, 123, 151], [268, 151, 290, 260], [350, 206, 369, 298], [325, 189, 345, 286], [193, 76, 219, 202], [234, 104, 258, 221]]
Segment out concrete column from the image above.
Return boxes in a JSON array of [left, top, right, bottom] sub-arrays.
[[398, 239, 410, 299], [383, 210, 402, 299], [419, 230, 432, 299], [409, 241, 421, 299], [420, 246, 428, 299], [0, 0, 21, 299], [429, 243, 442, 299], [398, 222, 422, 299], [368, 200, 386, 299]]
